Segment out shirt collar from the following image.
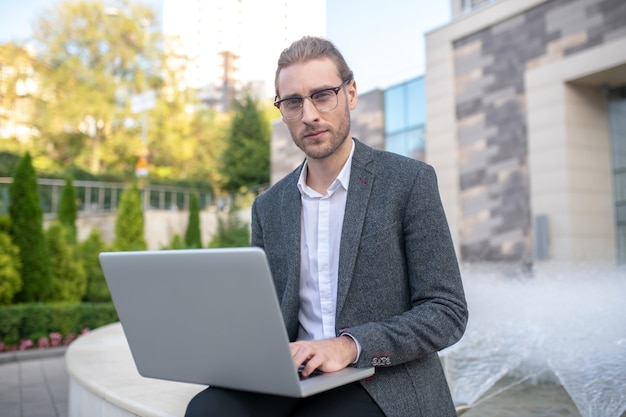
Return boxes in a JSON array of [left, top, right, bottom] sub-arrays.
[[297, 139, 355, 197]]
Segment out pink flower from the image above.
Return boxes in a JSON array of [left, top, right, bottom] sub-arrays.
[[19, 339, 33, 351], [49, 332, 62, 347], [80, 328, 90, 336], [38, 337, 50, 349], [0, 341, 4, 352]]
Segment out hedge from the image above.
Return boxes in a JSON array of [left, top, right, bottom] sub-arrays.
[[0, 302, 118, 345]]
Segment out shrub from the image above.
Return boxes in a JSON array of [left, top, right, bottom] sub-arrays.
[[49, 303, 82, 335], [208, 205, 250, 248], [0, 303, 22, 343], [79, 302, 119, 330], [0, 302, 118, 346], [18, 303, 50, 340], [0, 229, 22, 305], [78, 229, 110, 302], [45, 222, 87, 302], [163, 234, 187, 250]]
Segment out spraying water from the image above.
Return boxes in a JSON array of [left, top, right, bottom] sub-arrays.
[[441, 264, 626, 417]]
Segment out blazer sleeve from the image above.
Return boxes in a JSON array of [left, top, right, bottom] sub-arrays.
[[339, 164, 468, 368]]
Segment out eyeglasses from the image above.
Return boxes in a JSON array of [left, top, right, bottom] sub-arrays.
[[274, 79, 350, 120]]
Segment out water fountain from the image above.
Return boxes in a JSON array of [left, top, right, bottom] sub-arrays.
[[441, 264, 626, 417]]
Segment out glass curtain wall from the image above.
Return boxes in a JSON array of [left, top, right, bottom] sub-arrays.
[[384, 77, 425, 160], [609, 86, 626, 264]]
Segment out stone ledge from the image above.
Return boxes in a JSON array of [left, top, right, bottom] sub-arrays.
[[0, 345, 67, 364], [66, 322, 205, 417]]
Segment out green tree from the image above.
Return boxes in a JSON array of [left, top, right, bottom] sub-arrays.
[[220, 94, 270, 193], [184, 193, 202, 248], [185, 109, 229, 187], [58, 175, 78, 243], [77, 229, 110, 302], [113, 183, 146, 251], [31, 0, 162, 175], [8, 152, 51, 302], [0, 216, 22, 305], [45, 222, 87, 302], [3, 1, 226, 183], [0, 151, 21, 177], [0, 43, 37, 145], [147, 77, 228, 184]]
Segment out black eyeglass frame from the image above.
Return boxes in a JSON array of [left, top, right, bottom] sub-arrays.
[[273, 79, 351, 120]]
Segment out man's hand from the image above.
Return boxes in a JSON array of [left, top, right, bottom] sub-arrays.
[[290, 335, 357, 377]]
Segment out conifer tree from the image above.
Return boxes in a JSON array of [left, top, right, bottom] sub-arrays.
[[113, 183, 146, 251], [220, 94, 270, 193], [184, 193, 202, 248], [8, 152, 51, 302], [58, 175, 78, 243]]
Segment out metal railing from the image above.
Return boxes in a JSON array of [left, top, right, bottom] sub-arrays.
[[0, 177, 214, 218]]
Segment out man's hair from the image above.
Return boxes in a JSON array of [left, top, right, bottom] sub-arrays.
[[274, 36, 354, 97]]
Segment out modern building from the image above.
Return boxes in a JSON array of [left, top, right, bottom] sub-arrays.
[[162, 0, 326, 110], [425, 0, 626, 266]]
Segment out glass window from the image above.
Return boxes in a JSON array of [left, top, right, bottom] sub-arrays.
[[384, 76, 426, 159], [615, 172, 626, 203], [618, 225, 626, 264], [385, 132, 407, 156], [609, 87, 626, 264], [407, 78, 425, 127], [406, 127, 425, 156], [610, 96, 626, 170], [384, 85, 405, 134]]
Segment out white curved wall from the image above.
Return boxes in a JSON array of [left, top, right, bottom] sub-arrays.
[[66, 323, 204, 417]]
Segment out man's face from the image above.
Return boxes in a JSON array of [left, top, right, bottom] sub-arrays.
[[276, 58, 357, 160]]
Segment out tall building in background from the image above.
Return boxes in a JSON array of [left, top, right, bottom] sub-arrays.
[[162, 0, 326, 111], [426, 0, 626, 266]]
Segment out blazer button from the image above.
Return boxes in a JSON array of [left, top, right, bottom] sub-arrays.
[[371, 356, 391, 367]]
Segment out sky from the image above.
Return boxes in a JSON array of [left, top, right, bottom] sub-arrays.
[[0, 0, 451, 93], [0, 0, 54, 43], [0, 0, 162, 42], [326, 0, 450, 92]]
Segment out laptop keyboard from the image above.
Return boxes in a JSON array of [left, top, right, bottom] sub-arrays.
[[298, 366, 322, 380]]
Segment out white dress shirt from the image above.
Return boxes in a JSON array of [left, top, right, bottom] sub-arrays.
[[296, 140, 355, 342]]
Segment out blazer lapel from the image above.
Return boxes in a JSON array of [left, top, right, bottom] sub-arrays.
[[336, 140, 374, 320]]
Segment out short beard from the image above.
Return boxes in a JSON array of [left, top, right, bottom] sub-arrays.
[[294, 106, 351, 160]]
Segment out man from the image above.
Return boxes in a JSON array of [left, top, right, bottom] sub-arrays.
[[186, 36, 467, 417]]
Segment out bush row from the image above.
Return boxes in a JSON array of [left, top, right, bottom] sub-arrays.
[[0, 302, 118, 346]]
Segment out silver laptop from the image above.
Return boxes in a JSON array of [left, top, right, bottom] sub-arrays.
[[99, 247, 374, 398]]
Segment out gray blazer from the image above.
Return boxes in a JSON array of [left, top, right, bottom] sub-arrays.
[[250, 139, 468, 417]]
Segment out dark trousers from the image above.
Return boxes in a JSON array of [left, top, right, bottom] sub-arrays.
[[185, 382, 385, 417]]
